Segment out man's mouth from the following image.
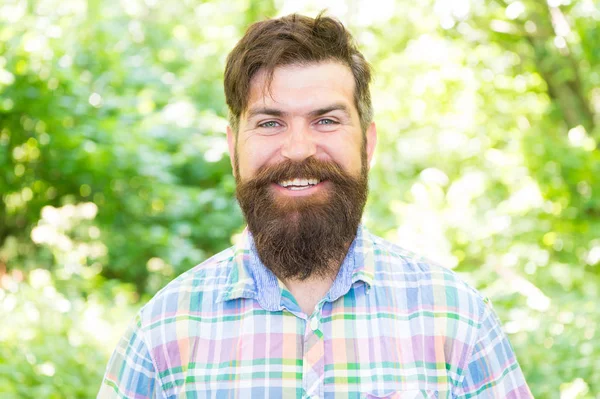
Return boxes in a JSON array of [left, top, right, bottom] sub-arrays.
[[276, 178, 321, 191]]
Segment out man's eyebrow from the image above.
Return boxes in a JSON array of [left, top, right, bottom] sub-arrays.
[[308, 103, 352, 118], [245, 103, 352, 120], [245, 107, 287, 120]]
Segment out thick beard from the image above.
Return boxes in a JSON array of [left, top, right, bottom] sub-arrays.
[[235, 156, 368, 281]]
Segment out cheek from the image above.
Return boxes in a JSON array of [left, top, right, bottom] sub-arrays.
[[328, 142, 363, 174], [237, 140, 281, 179]]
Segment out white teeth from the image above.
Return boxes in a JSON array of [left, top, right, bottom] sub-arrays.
[[277, 178, 321, 188]]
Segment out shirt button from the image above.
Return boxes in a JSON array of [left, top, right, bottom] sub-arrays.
[[310, 317, 319, 331]]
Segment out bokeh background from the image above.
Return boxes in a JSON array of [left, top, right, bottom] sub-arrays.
[[1, 0, 599, 397]]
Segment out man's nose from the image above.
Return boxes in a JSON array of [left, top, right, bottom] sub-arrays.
[[280, 126, 317, 161]]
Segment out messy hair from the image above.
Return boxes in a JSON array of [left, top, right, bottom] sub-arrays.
[[224, 13, 373, 134]]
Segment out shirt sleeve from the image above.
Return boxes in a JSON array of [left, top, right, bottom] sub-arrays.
[[98, 313, 159, 399], [456, 298, 533, 398]]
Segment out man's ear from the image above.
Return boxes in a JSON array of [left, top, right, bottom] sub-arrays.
[[226, 125, 236, 176], [365, 121, 377, 168]]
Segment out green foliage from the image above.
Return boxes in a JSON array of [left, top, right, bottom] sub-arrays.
[[1, 0, 598, 397]]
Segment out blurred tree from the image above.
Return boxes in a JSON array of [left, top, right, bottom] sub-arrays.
[[0, 0, 598, 397]]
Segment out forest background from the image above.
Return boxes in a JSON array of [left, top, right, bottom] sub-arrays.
[[1, 0, 599, 397]]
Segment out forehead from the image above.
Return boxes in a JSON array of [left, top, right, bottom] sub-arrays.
[[244, 62, 356, 116]]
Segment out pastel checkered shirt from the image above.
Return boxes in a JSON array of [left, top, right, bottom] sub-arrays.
[[99, 226, 531, 398]]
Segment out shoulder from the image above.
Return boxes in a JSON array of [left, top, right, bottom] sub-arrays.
[[365, 230, 488, 321], [137, 245, 236, 328]]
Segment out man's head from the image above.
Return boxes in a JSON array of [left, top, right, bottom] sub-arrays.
[[224, 13, 377, 281], [224, 13, 373, 136]]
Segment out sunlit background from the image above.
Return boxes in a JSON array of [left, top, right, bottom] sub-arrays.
[[1, 0, 599, 397]]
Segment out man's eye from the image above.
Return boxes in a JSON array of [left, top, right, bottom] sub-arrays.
[[316, 118, 338, 125], [258, 121, 281, 128]]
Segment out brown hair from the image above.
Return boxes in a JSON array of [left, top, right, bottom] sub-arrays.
[[224, 13, 373, 134]]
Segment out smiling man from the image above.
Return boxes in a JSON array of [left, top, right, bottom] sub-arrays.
[[99, 13, 531, 399], [230, 62, 375, 316]]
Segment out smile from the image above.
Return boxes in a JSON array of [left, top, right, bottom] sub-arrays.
[[277, 178, 321, 190]]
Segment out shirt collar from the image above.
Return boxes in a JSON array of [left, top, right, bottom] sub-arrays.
[[216, 225, 375, 310]]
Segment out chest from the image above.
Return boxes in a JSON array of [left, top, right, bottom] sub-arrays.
[[148, 300, 465, 398]]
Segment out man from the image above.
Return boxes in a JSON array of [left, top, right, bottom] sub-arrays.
[[99, 13, 531, 399]]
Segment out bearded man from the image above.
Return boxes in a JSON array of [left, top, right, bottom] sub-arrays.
[[99, 13, 532, 399]]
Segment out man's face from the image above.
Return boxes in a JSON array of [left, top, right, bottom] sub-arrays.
[[227, 61, 377, 280], [228, 61, 376, 200]]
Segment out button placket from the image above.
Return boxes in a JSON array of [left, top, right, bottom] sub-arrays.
[[302, 312, 324, 399], [310, 316, 319, 331]]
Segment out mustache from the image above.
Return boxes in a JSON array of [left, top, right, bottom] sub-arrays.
[[241, 158, 351, 188]]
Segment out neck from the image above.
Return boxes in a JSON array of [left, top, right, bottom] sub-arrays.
[[282, 273, 337, 316], [278, 245, 350, 316]]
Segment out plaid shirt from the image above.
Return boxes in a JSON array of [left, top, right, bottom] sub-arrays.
[[99, 226, 531, 398]]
